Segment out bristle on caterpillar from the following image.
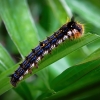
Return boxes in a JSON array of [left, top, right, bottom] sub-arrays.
[[10, 17, 84, 87]]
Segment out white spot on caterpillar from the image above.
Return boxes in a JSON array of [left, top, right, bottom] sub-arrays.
[[32, 63, 34, 67], [43, 51, 48, 55], [67, 31, 72, 36], [72, 29, 77, 34], [58, 39, 62, 44], [36, 57, 41, 62], [51, 45, 55, 49], [46, 51, 48, 54], [19, 76, 23, 80], [30, 63, 34, 68], [24, 70, 28, 75], [63, 35, 68, 40]]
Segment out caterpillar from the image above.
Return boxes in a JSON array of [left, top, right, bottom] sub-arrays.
[[10, 17, 84, 87]]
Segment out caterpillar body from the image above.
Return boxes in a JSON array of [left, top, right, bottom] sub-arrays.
[[10, 18, 84, 87]]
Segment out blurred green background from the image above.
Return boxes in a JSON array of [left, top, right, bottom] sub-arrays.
[[0, 0, 100, 100]]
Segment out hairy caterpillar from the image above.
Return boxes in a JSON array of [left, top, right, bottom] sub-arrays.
[[10, 17, 84, 87]]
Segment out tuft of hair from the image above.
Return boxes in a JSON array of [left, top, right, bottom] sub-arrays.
[[67, 17, 84, 39]]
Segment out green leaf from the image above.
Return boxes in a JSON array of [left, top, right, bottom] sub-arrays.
[[31, 33, 100, 75], [0, 0, 38, 99], [66, 0, 100, 27], [81, 48, 100, 64], [14, 81, 33, 100], [50, 48, 100, 91], [0, 33, 99, 95], [44, 45, 100, 99], [0, 0, 38, 58], [47, 0, 72, 24], [0, 44, 15, 72], [44, 58, 100, 100]]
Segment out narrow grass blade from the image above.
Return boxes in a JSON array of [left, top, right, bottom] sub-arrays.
[[0, 33, 99, 95], [0, 44, 15, 72]]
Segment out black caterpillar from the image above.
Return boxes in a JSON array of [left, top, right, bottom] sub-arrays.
[[10, 18, 84, 87]]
